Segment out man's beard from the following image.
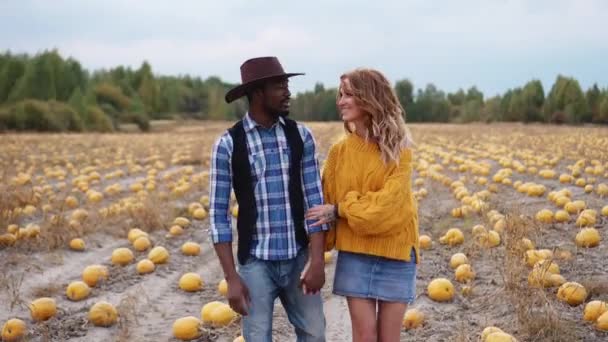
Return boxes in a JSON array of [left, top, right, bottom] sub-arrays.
[[265, 104, 289, 118]]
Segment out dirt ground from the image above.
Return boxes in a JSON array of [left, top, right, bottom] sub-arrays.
[[1, 122, 607, 341]]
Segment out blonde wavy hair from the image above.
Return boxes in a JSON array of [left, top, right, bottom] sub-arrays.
[[339, 68, 414, 164]]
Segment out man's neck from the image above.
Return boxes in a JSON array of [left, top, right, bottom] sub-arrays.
[[248, 108, 277, 128]]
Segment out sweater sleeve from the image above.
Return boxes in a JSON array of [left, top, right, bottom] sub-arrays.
[[321, 143, 338, 251], [338, 148, 414, 237]]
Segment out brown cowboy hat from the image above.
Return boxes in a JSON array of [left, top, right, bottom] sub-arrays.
[[225, 56, 304, 103]]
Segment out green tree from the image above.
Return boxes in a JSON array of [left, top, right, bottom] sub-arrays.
[[482, 96, 502, 122], [598, 97, 608, 124], [448, 89, 466, 106], [8, 53, 57, 102], [395, 79, 414, 108], [521, 80, 545, 122], [586, 84, 602, 122], [138, 74, 159, 115], [408, 84, 450, 122], [544, 75, 588, 123], [466, 86, 484, 103], [0, 57, 26, 102]]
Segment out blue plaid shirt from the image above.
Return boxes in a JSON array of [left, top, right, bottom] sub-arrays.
[[209, 113, 328, 260]]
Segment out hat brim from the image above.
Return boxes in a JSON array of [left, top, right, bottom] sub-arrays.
[[225, 73, 304, 103]]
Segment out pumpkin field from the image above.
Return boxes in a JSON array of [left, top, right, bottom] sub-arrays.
[[1, 122, 608, 342]]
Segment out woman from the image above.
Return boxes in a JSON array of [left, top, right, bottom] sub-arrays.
[[306, 68, 419, 342]]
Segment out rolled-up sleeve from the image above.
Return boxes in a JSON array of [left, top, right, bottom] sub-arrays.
[[209, 134, 233, 243], [299, 126, 330, 234]]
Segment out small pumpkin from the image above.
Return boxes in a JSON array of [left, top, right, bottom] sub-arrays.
[[29, 297, 57, 321], [88, 301, 118, 327]]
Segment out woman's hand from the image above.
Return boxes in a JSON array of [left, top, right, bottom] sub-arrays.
[[305, 204, 337, 227]]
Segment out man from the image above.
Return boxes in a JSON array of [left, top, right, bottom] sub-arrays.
[[209, 56, 328, 342]]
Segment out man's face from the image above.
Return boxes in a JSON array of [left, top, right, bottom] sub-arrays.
[[260, 77, 291, 117]]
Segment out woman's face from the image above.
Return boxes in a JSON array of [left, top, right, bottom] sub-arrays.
[[338, 78, 364, 123]]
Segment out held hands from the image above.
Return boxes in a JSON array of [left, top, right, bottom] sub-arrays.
[[299, 256, 325, 295], [305, 204, 337, 227]]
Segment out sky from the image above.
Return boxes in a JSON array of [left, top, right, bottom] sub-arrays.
[[1, 0, 607, 97]]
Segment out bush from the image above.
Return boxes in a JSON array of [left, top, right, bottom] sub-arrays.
[[87, 105, 114, 132], [94, 83, 131, 112], [48, 100, 85, 132], [0, 100, 88, 132]]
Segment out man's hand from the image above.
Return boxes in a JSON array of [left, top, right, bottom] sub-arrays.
[[305, 204, 337, 227], [226, 275, 251, 315], [299, 257, 325, 295]]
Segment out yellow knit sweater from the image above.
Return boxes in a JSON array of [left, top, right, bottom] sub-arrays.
[[322, 133, 420, 264]]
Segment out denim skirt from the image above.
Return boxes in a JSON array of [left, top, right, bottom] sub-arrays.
[[332, 249, 417, 304]]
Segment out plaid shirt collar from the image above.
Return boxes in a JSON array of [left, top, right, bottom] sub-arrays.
[[243, 112, 286, 132]]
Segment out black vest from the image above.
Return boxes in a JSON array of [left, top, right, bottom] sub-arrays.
[[228, 118, 308, 265]]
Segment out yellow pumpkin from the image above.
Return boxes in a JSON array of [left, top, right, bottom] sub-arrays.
[[218, 279, 228, 297], [89, 301, 118, 327], [486, 332, 518, 342], [524, 249, 552, 267], [199, 195, 210, 207], [173, 217, 190, 227], [583, 300, 607, 322], [188, 202, 203, 215], [554, 210, 570, 223], [481, 326, 504, 341], [69, 238, 85, 251], [535, 260, 560, 274], [323, 251, 333, 264], [179, 273, 203, 292], [192, 208, 207, 220], [133, 236, 151, 252], [548, 274, 566, 287], [485, 230, 501, 247], [173, 316, 202, 341], [111, 247, 134, 266], [64, 195, 79, 208], [556, 282, 587, 306], [520, 238, 534, 250], [402, 308, 424, 329], [597, 311, 608, 331], [82, 264, 109, 287], [535, 209, 553, 223], [201, 301, 224, 323], [471, 225, 487, 236], [454, 264, 475, 283], [1, 318, 27, 342], [439, 228, 464, 246], [209, 304, 237, 327], [127, 228, 148, 243], [575, 228, 601, 248], [0, 233, 17, 246], [66, 281, 91, 301], [419, 235, 432, 249], [427, 278, 454, 302], [29, 297, 57, 321], [149, 246, 170, 264], [169, 225, 184, 236], [450, 253, 469, 269], [6, 224, 18, 235], [181, 242, 201, 256], [136, 259, 156, 275]]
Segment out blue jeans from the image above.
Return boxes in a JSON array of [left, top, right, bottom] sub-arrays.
[[238, 247, 326, 342]]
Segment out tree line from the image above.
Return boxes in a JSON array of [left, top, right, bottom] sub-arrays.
[[1, 49, 607, 132]]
